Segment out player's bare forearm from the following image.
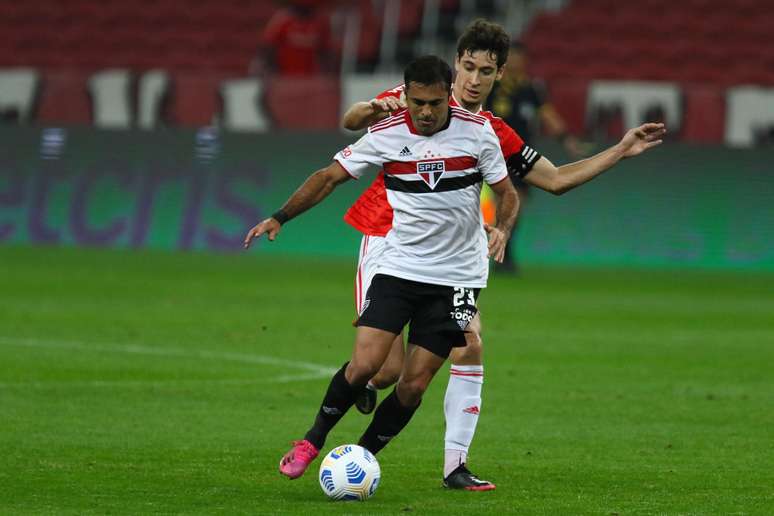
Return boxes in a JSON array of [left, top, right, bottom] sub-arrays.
[[278, 164, 349, 220], [485, 178, 518, 262], [553, 143, 626, 193], [492, 179, 519, 235], [526, 123, 666, 195], [342, 102, 388, 131], [243, 162, 350, 249]]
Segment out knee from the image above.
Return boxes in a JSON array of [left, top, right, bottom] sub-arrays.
[[452, 331, 483, 364], [396, 375, 431, 407], [371, 365, 400, 389], [346, 359, 380, 385]]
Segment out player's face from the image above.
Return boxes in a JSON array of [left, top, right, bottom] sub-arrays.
[[454, 50, 504, 109], [405, 81, 450, 136]]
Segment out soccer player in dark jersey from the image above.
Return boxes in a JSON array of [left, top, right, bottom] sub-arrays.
[[340, 19, 666, 491]]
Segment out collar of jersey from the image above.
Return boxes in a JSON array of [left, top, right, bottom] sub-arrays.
[[404, 108, 452, 136], [450, 92, 483, 114]]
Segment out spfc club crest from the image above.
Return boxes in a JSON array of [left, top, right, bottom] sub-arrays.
[[416, 160, 445, 189]]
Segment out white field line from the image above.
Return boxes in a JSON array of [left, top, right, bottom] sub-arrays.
[[0, 336, 337, 388], [0, 375, 329, 389]]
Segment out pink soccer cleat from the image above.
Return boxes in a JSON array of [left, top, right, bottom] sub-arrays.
[[279, 440, 319, 479]]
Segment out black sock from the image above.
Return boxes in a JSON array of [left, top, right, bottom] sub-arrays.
[[358, 389, 419, 454], [304, 362, 361, 450]]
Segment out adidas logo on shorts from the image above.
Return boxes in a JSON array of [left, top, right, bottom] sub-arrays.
[[359, 298, 371, 316]]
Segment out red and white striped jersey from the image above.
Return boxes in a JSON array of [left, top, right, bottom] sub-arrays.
[[343, 84, 533, 237], [334, 107, 508, 288]]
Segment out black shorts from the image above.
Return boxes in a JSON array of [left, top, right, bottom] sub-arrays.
[[356, 274, 480, 359]]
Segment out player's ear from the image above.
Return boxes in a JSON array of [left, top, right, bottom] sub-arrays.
[[495, 66, 505, 81]]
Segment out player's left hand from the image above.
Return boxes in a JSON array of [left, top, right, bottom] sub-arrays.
[[484, 224, 508, 263], [619, 122, 666, 158], [243, 218, 281, 249]]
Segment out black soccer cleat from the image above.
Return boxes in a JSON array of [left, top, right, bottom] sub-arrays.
[[355, 384, 377, 414], [443, 464, 496, 491]]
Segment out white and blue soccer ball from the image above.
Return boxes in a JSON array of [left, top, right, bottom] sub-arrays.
[[318, 444, 380, 501]]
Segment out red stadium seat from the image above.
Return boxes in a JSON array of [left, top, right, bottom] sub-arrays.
[[546, 79, 590, 135], [168, 72, 229, 126], [36, 71, 92, 125], [264, 76, 340, 130], [0, 0, 281, 73], [682, 84, 725, 142]]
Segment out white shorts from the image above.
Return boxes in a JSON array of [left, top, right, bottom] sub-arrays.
[[355, 234, 387, 315]]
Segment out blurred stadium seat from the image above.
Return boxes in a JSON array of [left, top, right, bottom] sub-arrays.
[[0, 0, 279, 73], [0, 68, 39, 123], [88, 69, 133, 128], [523, 0, 774, 88], [220, 78, 270, 132], [725, 86, 774, 147], [138, 70, 170, 130], [0, 0, 772, 141], [36, 71, 92, 125], [264, 76, 340, 130]]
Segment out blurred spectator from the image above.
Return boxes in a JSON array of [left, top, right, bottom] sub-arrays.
[[251, 1, 338, 77], [488, 41, 588, 157], [486, 40, 592, 273]]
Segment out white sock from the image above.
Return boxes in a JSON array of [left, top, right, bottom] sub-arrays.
[[443, 364, 483, 478]]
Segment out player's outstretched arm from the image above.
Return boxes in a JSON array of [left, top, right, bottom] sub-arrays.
[[524, 122, 666, 195], [342, 97, 406, 131], [485, 177, 519, 263], [243, 161, 351, 249]]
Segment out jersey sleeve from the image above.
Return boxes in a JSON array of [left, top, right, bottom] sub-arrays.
[[374, 83, 405, 101], [506, 141, 542, 178], [490, 117, 524, 159], [333, 133, 383, 179], [478, 122, 509, 186], [490, 116, 542, 178]]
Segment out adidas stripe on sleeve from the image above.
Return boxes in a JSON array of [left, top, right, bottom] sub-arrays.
[[506, 143, 542, 178]]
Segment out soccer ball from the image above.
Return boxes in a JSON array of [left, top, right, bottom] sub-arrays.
[[318, 444, 380, 501]]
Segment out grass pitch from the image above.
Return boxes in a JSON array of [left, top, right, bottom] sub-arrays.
[[1, 245, 773, 515]]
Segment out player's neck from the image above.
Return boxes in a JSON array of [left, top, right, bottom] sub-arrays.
[[450, 89, 483, 114]]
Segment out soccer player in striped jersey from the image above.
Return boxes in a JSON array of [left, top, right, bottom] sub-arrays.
[[341, 19, 666, 491], [244, 55, 520, 484]]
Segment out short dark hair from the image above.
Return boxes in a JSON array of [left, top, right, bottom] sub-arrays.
[[456, 18, 510, 68], [404, 55, 452, 92]]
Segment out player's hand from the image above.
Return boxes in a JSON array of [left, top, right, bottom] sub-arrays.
[[618, 122, 666, 158], [484, 224, 508, 263], [243, 218, 281, 249], [369, 96, 406, 115]]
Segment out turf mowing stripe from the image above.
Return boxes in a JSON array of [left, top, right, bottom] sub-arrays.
[[0, 374, 333, 390], [0, 336, 338, 377]]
